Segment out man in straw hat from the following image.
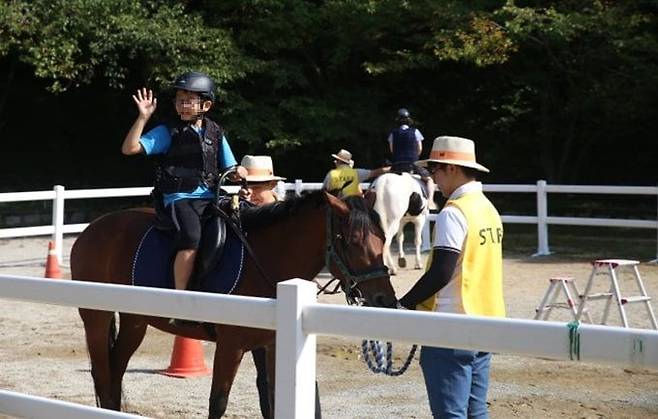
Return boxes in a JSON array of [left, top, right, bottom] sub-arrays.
[[323, 148, 387, 198], [239, 154, 323, 418], [240, 155, 286, 205], [398, 136, 505, 418]]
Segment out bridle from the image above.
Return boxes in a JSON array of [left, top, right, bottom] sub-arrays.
[[324, 208, 389, 305]]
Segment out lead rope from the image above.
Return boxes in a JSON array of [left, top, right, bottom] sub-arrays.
[[359, 303, 418, 376], [361, 340, 418, 376]]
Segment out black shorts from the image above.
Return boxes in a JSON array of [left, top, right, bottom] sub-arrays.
[[168, 198, 213, 250]]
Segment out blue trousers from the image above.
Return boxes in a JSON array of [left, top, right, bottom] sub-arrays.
[[419, 346, 491, 419]]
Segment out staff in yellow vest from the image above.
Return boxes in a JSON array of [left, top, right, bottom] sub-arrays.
[[322, 148, 386, 197], [398, 136, 505, 419]]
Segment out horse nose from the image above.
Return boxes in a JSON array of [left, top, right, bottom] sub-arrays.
[[372, 293, 398, 308]]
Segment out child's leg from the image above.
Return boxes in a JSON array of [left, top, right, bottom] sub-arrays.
[[173, 249, 197, 290], [169, 199, 207, 290]]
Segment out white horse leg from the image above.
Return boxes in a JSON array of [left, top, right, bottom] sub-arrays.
[[413, 217, 425, 269], [397, 219, 407, 268], [384, 220, 402, 275]]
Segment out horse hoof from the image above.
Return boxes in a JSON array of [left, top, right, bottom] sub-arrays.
[[398, 258, 407, 268]]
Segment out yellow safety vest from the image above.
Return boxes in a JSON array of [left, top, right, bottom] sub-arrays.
[[417, 190, 505, 317], [326, 167, 362, 197]]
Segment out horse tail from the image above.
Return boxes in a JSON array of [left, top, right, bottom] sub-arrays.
[[407, 192, 424, 216]]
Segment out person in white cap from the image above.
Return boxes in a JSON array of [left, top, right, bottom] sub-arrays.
[[398, 136, 505, 419], [322, 149, 386, 198], [240, 155, 286, 206]]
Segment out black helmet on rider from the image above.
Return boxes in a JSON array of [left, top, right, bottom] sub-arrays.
[[397, 107, 411, 124], [172, 71, 216, 103]]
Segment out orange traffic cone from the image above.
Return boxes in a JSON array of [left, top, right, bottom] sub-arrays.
[[44, 241, 62, 279], [161, 336, 211, 378]]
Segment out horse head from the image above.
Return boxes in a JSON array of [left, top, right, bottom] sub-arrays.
[[324, 192, 397, 308]]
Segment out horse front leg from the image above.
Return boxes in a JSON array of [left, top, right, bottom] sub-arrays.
[[208, 335, 245, 419], [384, 219, 401, 275]]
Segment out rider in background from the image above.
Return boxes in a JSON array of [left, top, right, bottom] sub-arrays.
[[121, 71, 246, 295], [322, 149, 386, 198], [387, 108, 435, 200], [387, 107, 424, 173]]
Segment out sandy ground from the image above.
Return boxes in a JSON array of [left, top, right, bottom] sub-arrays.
[[1, 236, 658, 418]]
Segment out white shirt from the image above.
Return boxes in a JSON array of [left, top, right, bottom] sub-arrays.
[[432, 181, 483, 313]]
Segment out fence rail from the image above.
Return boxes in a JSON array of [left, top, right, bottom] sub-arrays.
[[1, 275, 657, 418], [1, 181, 657, 262]]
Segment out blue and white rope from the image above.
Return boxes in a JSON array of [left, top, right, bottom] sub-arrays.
[[361, 340, 417, 376]]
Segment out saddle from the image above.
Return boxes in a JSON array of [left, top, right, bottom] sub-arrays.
[[149, 189, 236, 290]]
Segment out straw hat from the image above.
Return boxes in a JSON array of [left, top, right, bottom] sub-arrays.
[[331, 149, 354, 167], [417, 136, 490, 173], [240, 155, 286, 182]]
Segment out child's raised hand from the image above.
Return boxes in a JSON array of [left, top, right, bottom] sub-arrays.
[[132, 88, 157, 120]]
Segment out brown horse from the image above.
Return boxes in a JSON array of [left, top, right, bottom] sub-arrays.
[[71, 190, 396, 418]]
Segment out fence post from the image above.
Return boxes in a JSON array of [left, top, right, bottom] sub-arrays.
[[275, 279, 317, 419], [294, 179, 303, 197], [534, 180, 550, 256], [276, 180, 287, 200], [52, 185, 65, 264]]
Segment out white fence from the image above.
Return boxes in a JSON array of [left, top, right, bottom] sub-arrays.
[[1, 180, 657, 262], [1, 274, 657, 418]]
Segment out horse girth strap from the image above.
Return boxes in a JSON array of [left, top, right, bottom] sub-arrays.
[[325, 211, 389, 289]]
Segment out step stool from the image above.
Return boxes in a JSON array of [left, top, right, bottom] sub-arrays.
[[534, 277, 592, 322], [575, 259, 657, 330]]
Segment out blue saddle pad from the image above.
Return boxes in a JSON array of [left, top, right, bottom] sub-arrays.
[[132, 226, 245, 294]]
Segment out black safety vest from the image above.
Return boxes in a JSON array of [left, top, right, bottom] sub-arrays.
[[154, 118, 224, 194], [391, 126, 418, 164]]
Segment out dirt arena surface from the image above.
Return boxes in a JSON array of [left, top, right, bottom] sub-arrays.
[[1, 236, 657, 418]]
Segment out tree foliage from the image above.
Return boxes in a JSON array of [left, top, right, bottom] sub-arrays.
[[0, 0, 656, 189]]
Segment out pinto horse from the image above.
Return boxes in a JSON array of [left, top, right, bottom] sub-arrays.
[[71, 191, 396, 418], [372, 172, 436, 275]]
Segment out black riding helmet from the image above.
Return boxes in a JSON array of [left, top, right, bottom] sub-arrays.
[[397, 107, 411, 124], [171, 71, 216, 102]]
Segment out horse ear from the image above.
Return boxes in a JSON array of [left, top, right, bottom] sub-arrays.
[[324, 191, 350, 216], [363, 190, 376, 209]]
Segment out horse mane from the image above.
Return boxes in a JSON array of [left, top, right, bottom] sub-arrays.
[[343, 195, 380, 243], [239, 191, 380, 238], [240, 190, 326, 231]]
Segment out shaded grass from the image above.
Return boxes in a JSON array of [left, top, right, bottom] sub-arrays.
[[402, 222, 657, 262], [503, 224, 657, 262]]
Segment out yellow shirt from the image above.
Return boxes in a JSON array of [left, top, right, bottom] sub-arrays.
[[325, 166, 363, 197], [418, 188, 505, 317]]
